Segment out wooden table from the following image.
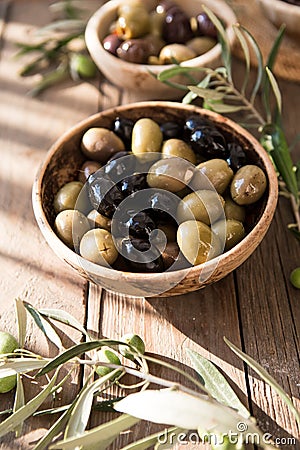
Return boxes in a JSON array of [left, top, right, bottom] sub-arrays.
[[0, 1, 299, 449]]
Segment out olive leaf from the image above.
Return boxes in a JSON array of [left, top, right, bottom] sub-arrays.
[[15, 298, 27, 348], [186, 348, 250, 419], [38, 308, 90, 339], [13, 374, 25, 437], [265, 67, 282, 117], [187, 85, 225, 101], [224, 337, 300, 428], [33, 408, 71, 450], [0, 358, 48, 378], [232, 25, 250, 96], [24, 302, 63, 349]]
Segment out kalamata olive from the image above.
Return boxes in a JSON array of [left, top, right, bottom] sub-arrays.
[[120, 238, 164, 272], [159, 43, 196, 63], [177, 220, 221, 265], [87, 173, 124, 218], [113, 117, 134, 145], [54, 181, 83, 213], [224, 196, 246, 222], [118, 173, 148, 197], [131, 118, 163, 155], [162, 138, 196, 164], [87, 209, 112, 231], [156, 0, 178, 14], [184, 115, 212, 134], [162, 7, 194, 44], [126, 211, 156, 239], [81, 127, 125, 163], [227, 143, 247, 171], [117, 4, 151, 39], [55, 209, 90, 249], [80, 228, 118, 266], [196, 12, 218, 38], [177, 190, 225, 225], [230, 165, 267, 205], [196, 159, 233, 194], [186, 36, 216, 55], [147, 190, 180, 219], [161, 241, 180, 269], [117, 39, 151, 63], [147, 157, 194, 192], [102, 34, 123, 56], [213, 219, 245, 250], [190, 126, 228, 159], [78, 161, 102, 184], [104, 154, 136, 182], [160, 121, 182, 139]]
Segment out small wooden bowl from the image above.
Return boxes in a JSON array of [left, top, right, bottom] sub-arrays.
[[32, 102, 278, 298]]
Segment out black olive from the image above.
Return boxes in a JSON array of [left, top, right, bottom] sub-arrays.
[[156, 0, 179, 14], [127, 211, 156, 240], [87, 173, 124, 218], [162, 8, 194, 44], [102, 34, 123, 56], [148, 190, 180, 220], [120, 238, 165, 273], [118, 173, 148, 197], [116, 39, 151, 64], [160, 121, 182, 139], [130, 237, 151, 252], [104, 153, 136, 182], [113, 117, 134, 145], [227, 143, 247, 171], [184, 115, 213, 134], [196, 12, 218, 38], [190, 126, 228, 159]]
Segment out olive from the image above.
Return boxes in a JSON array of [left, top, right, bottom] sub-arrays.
[[119, 333, 145, 360], [95, 348, 122, 378], [157, 222, 177, 242], [177, 190, 225, 225], [131, 118, 163, 155], [196, 12, 218, 38], [186, 36, 216, 55], [54, 209, 90, 249], [227, 143, 247, 172], [230, 165, 267, 205], [147, 190, 180, 219], [117, 39, 151, 64], [162, 138, 196, 164], [162, 7, 194, 44], [118, 173, 148, 196], [161, 241, 180, 269], [113, 117, 134, 145], [127, 211, 156, 239], [184, 115, 212, 134], [117, 4, 151, 39], [78, 161, 102, 184], [290, 267, 300, 289], [190, 126, 228, 159], [159, 43, 196, 63], [87, 209, 112, 231], [130, 237, 151, 251], [213, 219, 245, 251], [107, 150, 133, 162], [156, 0, 178, 14], [160, 121, 182, 139], [177, 220, 221, 265], [80, 228, 118, 266], [81, 127, 125, 163], [0, 331, 19, 393], [144, 34, 165, 56], [104, 154, 136, 182], [54, 181, 84, 214], [87, 173, 124, 218], [120, 238, 164, 272], [149, 10, 166, 37], [224, 196, 246, 222], [147, 157, 194, 192], [196, 159, 233, 194], [102, 34, 123, 56]]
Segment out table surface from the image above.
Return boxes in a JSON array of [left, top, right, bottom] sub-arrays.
[[0, 1, 299, 449]]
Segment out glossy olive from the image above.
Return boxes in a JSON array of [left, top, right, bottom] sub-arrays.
[[230, 165, 267, 205], [104, 154, 136, 182], [55, 209, 90, 249], [177, 220, 221, 265], [147, 157, 194, 192], [196, 12, 218, 38], [162, 7, 194, 44], [227, 143, 247, 171], [54, 181, 84, 214], [160, 121, 182, 139], [120, 238, 164, 272], [113, 117, 134, 145], [118, 173, 148, 197], [157, 222, 177, 242], [87, 173, 124, 218], [177, 189, 225, 225], [149, 10, 166, 37], [184, 115, 212, 134], [213, 219, 245, 251], [161, 241, 180, 269], [196, 158, 233, 194], [80, 228, 118, 266], [117, 4, 150, 39], [224, 196, 246, 222], [190, 126, 228, 159], [186, 36, 216, 55], [127, 211, 156, 240], [81, 127, 125, 163], [162, 138, 196, 164], [117, 39, 151, 64], [87, 209, 112, 231], [78, 161, 102, 184], [159, 43, 196, 63], [102, 34, 123, 56], [131, 118, 163, 155]]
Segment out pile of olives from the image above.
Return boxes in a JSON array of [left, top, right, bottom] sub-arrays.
[[102, 0, 219, 64], [53, 113, 267, 274]]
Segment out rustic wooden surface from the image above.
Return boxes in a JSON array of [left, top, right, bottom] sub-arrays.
[[0, 1, 299, 449]]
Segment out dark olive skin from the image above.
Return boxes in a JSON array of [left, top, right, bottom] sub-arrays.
[[196, 12, 218, 38], [81, 127, 125, 163], [102, 34, 123, 56], [78, 161, 102, 184], [117, 39, 151, 64]]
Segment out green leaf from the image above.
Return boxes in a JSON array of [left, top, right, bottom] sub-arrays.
[[13, 374, 25, 437], [186, 349, 250, 419], [157, 66, 208, 82], [50, 414, 140, 450], [265, 67, 282, 116], [187, 85, 225, 101], [224, 337, 300, 428], [207, 102, 246, 114], [266, 24, 286, 70], [15, 298, 27, 348], [24, 302, 62, 349], [38, 308, 90, 339], [0, 358, 48, 378], [119, 427, 180, 450], [233, 25, 250, 95], [0, 370, 58, 438], [33, 408, 72, 450]]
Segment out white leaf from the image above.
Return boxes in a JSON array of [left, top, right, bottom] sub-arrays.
[[0, 358, 48, 377]]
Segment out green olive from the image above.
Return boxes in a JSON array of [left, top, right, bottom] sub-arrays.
[[87, 209, 111, 231], [177, 190, 225, 225], [147, 157, 194, 192], [177, 220, 221, 265], [149, 10, 166, 37], [80, 228, 118, 266], [196, 159, 233, 194], [159, 44, 196, 64], [224, 196, 246, 222], [81, 127, 125, 163], [0, 331, 19, 393], [186, 36, 216, 55], [117, 4, 150, 39], [162, 139, 196, 164], [54, 181, 84, 214], [55, 209, 90, 249], [131, 118, 163, 155], [119, 333, 145, 360], [78, 160, 101, 184], [213, 219, 245, 251], [95, 348, 122, 379], [290, 267, 300, 289], [230, 165, 267, 205]]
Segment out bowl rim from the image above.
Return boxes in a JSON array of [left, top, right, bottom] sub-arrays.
[[84, 0, 237, 74], [32, 101, 278, 291], [258, 0, 300, 13]]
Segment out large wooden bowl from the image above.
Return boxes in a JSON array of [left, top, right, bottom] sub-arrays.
[[32, 102, 278, 298]]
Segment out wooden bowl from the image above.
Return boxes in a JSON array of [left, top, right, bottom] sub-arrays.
[[85, 0, 237, 101], [32, 102, 278, 298], [257, 0, 300, 38]]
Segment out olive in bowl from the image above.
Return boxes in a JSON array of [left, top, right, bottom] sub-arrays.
[[32, 102, 278, 298]]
